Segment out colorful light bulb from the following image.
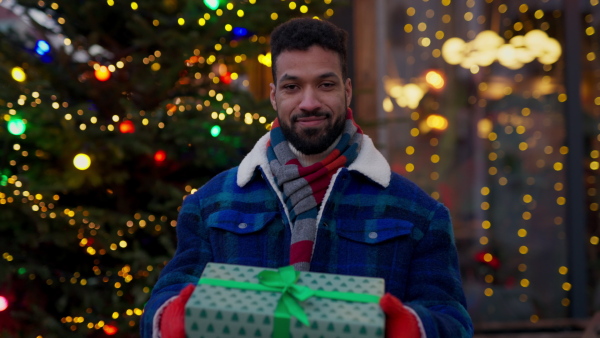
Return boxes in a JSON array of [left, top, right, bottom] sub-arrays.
[[73, 154, 91, 170], [35, 40, 51, 56], [103, 324, 118, 335], [7, 118, 26, 136], [119, 120, 135, 133], [210, 125, 221, 137], [203, 0, 219, 10], [0, 296, 8, 312], [94, 66, 111, 81], [154, 150, 166, 162], [11, 67, 26, 82]]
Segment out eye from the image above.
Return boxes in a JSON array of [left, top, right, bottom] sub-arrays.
[[320, 82, 335, 89], [282, 84, 298, 90]]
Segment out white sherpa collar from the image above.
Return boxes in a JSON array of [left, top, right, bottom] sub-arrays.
[[236, 132, 391, 188]]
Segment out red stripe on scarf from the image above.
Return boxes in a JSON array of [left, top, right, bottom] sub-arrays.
[[289, 240, 314, 265]]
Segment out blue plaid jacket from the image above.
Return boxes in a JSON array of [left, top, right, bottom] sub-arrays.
[[141, 134, 473, 337]]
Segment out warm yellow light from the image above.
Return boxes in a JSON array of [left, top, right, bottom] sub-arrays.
[[477, 118, 493, 138], [73, 154, 91, 170], [425, 70, 445, 89], [426, 114, 449, 131], [382, 97, 394, 113], [442, 29, 561, 70], [258, 53, 272, 67], [12, 67, 26, 82], [441, 38, 466, 65]]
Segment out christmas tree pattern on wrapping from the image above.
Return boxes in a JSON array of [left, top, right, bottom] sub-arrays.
[[185, 263, 384, 337]]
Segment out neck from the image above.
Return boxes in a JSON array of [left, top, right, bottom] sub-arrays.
[[289, 135, 342, 167]]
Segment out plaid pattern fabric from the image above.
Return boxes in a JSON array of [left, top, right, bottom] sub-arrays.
[[266, 108, 363, 271], [140, 133, 473, 338]]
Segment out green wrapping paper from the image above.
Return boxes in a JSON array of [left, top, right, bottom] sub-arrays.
[[184, 263, 385, 338]]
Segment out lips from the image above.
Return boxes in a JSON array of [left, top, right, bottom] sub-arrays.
[[295, 115, 327, 127], [292, 113, 330, 128]]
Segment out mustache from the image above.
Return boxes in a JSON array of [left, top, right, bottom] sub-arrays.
[[291, 111, 331, 122]]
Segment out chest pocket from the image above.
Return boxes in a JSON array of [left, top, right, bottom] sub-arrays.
[[207, 210, 279, 234], [335, 218, 414, 244]]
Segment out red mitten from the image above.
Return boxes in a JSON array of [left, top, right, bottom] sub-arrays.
[[160, 284, 195, 338], [379, 293, 421, 338]]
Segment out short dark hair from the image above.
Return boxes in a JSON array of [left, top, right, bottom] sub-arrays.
[[270, 18, 348, 83]]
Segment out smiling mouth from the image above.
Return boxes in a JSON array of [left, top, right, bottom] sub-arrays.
[[294, 115, 328, 128], [292, 112, 330, 124]]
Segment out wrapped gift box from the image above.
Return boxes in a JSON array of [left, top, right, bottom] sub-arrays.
[[185, 262, 385, 338]]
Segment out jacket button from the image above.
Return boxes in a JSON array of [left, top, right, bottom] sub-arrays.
[[238, 223, 248, 229], [368, 232, 378, 239], [323, 222, 328, 227]]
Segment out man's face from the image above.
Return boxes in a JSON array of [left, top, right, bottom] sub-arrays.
[[270, 45, 352, 155]]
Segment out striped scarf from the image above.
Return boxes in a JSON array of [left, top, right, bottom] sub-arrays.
[[267, 108, 363, 271]]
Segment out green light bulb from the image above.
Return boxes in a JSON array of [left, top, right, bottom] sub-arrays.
[[7, 118, 26, 136], [210, 125, 221, 137], [203, 0, 219, 10]]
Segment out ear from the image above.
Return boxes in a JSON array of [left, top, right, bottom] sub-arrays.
[[344, 78, 352, 107], [269, 82, 277, 111]]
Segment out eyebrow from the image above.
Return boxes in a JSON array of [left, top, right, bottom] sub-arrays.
[[278, 72, 340, 83]]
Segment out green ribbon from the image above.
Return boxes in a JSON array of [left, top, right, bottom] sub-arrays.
[[198, 266, 380, 338]]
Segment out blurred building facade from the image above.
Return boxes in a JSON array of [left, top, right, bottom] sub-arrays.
[[351, 0, 600, 334]]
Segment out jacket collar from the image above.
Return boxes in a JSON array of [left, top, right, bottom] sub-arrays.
[[237, 132, 391, 188]]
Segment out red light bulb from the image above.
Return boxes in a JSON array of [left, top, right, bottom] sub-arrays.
[[154, 150, 166, 162], [220, 72, 232, 85], [119, 120, 135, 133], [0, 295, 8, 311], [94, 66, 111, 81], [103, 324, 118, 335]]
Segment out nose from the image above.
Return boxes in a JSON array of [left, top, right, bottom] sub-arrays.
[[298, 88, 322, 112]]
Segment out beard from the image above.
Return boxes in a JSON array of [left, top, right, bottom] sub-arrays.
[[279, 110, 346, 155]]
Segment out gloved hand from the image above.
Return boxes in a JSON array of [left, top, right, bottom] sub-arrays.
[[160, 284, 195, 338], [379, 293, 421, 338]]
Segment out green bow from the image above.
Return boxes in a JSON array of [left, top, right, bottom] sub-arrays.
[[198, 266, 380, 338], [258, 266, 314, 329]]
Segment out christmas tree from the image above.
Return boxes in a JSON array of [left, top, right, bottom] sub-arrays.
[[0, 0, 345, 336]]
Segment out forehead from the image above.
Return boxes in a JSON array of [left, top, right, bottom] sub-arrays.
[[274, 46, 343, 81]]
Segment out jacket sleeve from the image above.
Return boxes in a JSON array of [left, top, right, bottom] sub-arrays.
[[403, 204, 474, 337], [140, 192, 213, 338]]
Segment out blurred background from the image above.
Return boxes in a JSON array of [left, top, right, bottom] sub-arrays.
[[0, 0, 598, 337]]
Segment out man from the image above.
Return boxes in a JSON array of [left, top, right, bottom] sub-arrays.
[[141, 18, 473, 337]]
